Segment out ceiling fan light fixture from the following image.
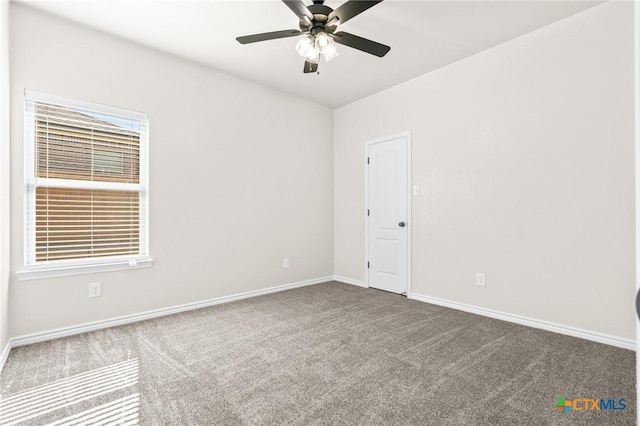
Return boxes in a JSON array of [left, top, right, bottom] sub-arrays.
[[322, 43, 338, 62], [296, 33, 324, 64], [295, 35, 315, 57], [297, 31, 337, 64], [315, 32, 331, 49], [305, 46, 320, 64]]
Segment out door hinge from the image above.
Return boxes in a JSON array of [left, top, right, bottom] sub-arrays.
[[367, 157, 370, 164], [367, 209, 370, 216], [367, 261, 370, 269]]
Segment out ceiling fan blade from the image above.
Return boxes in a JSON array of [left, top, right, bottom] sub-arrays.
[[332, 31, 390, 57], [283, 0, 314, 21], [303, 60, 318, 74], [328, 0, 383, 25], [236, 29, 302, 44]]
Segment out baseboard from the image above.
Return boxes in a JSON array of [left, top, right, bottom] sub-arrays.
[[10, 276, 333, 348], [0, 338, 10, 373], [409, 292, 635, 351], [333, 275, 368, 288]]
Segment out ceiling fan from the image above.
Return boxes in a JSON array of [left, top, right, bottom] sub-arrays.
[[236, 0, 390, 74]]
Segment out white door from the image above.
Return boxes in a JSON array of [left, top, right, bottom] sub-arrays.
[[367, 134, 409, 294]]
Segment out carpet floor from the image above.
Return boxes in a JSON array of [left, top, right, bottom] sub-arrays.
[[0, 281, 635, 425]]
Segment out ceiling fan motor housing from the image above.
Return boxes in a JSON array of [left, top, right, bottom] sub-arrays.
[[300, 4, 337, 35]]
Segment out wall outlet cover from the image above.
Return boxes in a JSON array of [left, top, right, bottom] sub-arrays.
[[89, 282, 102, 298]]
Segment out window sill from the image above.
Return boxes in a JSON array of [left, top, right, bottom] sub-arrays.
[[16, 259, 154, 281]]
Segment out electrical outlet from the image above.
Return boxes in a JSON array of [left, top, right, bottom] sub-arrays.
[[89, 282, 101, 298], [283, 258, 290, 269], [476, 273, 486, 287]]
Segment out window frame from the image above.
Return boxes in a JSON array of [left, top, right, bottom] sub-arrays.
[[18, 90, 152, 281]]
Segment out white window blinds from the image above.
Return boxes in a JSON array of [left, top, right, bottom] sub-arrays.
[[24, 91, 149, 268]]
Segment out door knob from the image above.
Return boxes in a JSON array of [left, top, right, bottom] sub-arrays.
[[399, 222, 406, 227]]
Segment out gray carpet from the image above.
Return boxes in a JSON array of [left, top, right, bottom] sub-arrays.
[[0, 281, 635, 425]]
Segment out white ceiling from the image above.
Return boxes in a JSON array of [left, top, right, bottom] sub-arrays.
[[18, 0, 601, 108]]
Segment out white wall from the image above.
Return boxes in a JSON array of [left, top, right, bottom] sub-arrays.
[[334, 2, 635, 340], [9, 4, 334, 337], [1, 0, 10, 360]]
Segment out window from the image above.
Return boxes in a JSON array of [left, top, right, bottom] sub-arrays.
[[21, 91, 151, 279]]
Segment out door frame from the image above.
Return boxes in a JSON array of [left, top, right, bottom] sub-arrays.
[[364, 131, 412, 295]]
